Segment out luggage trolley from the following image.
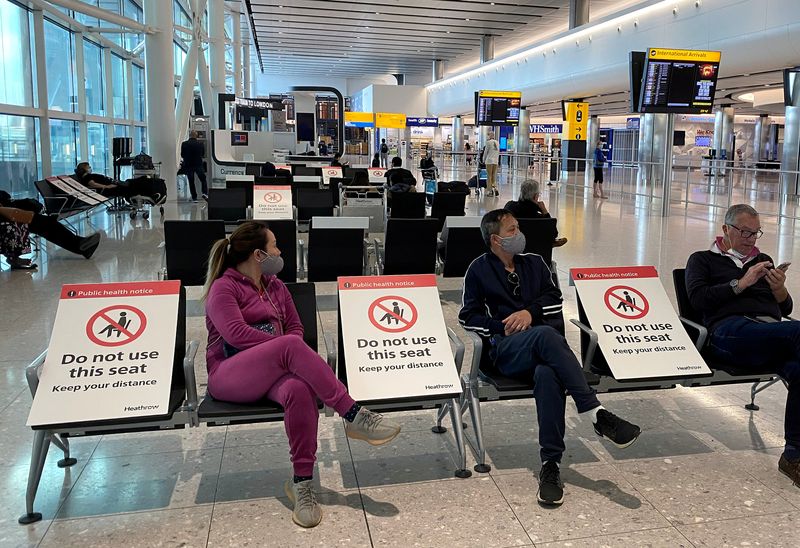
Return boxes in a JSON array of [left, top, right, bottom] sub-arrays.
[[128, 153, 167, 220]]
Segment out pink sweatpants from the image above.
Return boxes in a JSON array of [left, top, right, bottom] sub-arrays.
[[208, 334, 356, 476]]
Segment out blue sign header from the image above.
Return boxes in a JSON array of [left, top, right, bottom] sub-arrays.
[[626, 117, 641, 129], [406, 117, 439, 127]]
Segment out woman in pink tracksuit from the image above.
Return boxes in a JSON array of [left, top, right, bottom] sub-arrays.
[[203, 221, 400, 528]]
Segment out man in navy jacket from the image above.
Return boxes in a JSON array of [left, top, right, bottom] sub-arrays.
[[686, 203, 799, 488], [459, 209, 641, 506]]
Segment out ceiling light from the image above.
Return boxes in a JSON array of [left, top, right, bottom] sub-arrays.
[[375, 11, 380, 15]]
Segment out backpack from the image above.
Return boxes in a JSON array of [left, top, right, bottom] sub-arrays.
[[380, 143, 388, 153], [132, 152, 154, 171]]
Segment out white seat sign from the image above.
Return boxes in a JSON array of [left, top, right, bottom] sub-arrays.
[[253, 185, 293, 220], [321, 166, 343, 186], [571, 266, 710, 380], [27, 281, 182, 426], [368, 167, 386, 183], [338, 274, 462, 401]]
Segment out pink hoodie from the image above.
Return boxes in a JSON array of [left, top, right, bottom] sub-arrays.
[[205, 268, 303, 375]]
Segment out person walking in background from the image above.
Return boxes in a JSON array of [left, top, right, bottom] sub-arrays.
[[180, 130, 208, 202], [593, 143, 608, 199], [465, 142, 473, 166], [483, 132, 500, 197], [379, 138, 389, 168]]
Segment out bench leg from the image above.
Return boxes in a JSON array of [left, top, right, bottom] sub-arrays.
[[51, 434, 77, 468], [18, 430, 51, 525], [432, 402, 449, 434], [466, 387, 491, 473], [449, 397, 472, 478], [745, 378, 783, 411]]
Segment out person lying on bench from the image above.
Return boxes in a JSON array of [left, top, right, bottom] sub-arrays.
[[0, 192, 101, 269], [459, 209, 641, 506], [202, 221, 401, 528], [73, 162, 136, 199], [504, 180, 568, 247], [686, 203, 799, 488]]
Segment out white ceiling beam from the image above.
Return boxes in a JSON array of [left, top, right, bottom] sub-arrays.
[[44, 0, 154, 33]]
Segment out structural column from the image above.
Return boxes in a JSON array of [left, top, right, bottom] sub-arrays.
[[243, 41, 251, 97], [569, 0, 590, 28], [514, 108, 530, 171], [452, 116, 464, 162], [143, 0, 177, 196], [480, 35, 494, 64], [753, 113, 769, 164], [208, 0, 226, 127], [781, 85, 800, 199], [712, 106, 735, 160], [432, 59, 444, 82], [32, 8, 52, 177], [233, 9, 243, 97]]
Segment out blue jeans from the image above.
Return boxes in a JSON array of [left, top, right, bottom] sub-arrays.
[[709, 316, 800, 449], [493, 325, 601, 463]]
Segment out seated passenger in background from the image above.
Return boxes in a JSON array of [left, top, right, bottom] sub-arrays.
[[331, 152, 348, 169], [384, 157, 416, 193], [459, 209, 641, 506], [203, 221, 401, 528], [686, 203, 800, 488], [0, 191, 101, 269], [371, 153, 381, 168], [504, 180, 567, 247]]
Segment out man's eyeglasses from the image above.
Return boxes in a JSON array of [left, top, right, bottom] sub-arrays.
[[727, 224, 764, 240], [507, 271, 521, 296]]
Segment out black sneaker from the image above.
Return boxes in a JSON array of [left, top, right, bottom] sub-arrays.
[[593, 409, 641, 448], [537, 461, 564, 506], [779, 453, 800, 487]]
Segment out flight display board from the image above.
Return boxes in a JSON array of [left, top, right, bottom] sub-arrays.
[[639, 48, 721, 114], [475, 90, 522, 126]]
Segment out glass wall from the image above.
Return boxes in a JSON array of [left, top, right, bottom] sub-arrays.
[[44, 19, 77, 112], [114, 124, 129, 138], [84, 38, 105, 116], [135, 126, 146, 155], [123, 0, 143, 51], [0, 115, 38, 197], [111, 53, 127, 119], [0, 1, 35, 107], [49, 119, 80, 176], [87, 122, 109, 176]]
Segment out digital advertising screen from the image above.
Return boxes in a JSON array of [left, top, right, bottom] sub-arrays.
[[475, 90, 522, 126], [639, 48, 721, 114], [230, 131, 249, 146], [695, 135, 712, 147]]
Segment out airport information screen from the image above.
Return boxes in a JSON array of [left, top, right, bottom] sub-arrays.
[[640, 48, 721, 114], [475, 90, 522, 125]]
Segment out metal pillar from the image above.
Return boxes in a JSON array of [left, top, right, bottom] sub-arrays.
[[638, 113, 668, 185], [661, 114, 675, 216], [586, 115, 600, 163], [233, 9, 243, 97], [781, 94, 800, 198], [432, 59, 444, 82], [753, 114, 769, 164], [712, 106, 734, 160], [32, 8, 52, 177], [515, 108, 530, 171], [208, 0, 226, 126], [452, 116, 464, 157], [143, 0, 177, 196], [480, 35, 494, 64], [569, 0, 590, 29]]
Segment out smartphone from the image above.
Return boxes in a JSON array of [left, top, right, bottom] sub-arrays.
[[778, 262, 791, 272]]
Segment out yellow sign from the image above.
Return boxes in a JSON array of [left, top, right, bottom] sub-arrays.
[[647, 48, 721, 62], [375, 112, 407, 129], [344, 112, 374, 124], [478, 90, 522, 99], [563, 101, 589, 141]]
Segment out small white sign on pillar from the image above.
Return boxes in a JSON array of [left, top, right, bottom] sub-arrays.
[[338, 274, 462, 401], [253, 185, 293, 220], [27, 281, 182, 426], [571, 266, 710, 380]]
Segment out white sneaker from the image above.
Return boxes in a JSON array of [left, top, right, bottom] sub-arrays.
[[284, 479, 322, 528], [344, 407, 401, 446]]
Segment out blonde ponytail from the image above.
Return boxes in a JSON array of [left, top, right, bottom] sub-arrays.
[[201, 237, 230, 302], [201, 222, 270, 302]]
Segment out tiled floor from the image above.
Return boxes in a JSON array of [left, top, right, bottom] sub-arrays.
[[2, 167, 799, 547]]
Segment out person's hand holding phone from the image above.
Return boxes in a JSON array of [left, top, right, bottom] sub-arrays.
[[766, 262, 790, 299]]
